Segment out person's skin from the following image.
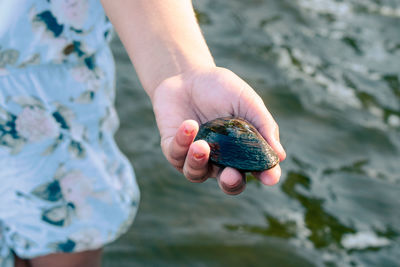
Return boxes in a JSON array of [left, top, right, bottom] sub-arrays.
[[101, 0, 286, 194], [16, 0, 286, 266], [14, 249, 102, 267]]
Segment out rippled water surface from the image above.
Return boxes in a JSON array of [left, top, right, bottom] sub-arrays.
[[103, 0, 400, 266]]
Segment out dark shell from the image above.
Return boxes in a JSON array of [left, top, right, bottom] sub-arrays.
[[194, 117, 279, 172]]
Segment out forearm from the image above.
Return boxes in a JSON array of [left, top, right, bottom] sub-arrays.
[[101, 0, 216, 98]]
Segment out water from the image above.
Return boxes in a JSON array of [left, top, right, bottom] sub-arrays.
[[103, 0, 400, 266]]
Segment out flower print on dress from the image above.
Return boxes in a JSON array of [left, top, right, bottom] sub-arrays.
[[47, 228, 102, 254], [0, 96, 59, 154], [99, 106, 119, 142], [0, 47, 19, 68], [30, 3, 91, 64], [0, 96, 88, 158], [105, 160, 139, 237], [105, 160, 137, 205], [60, 171, 92, 210], [53, 102, 89, 158], [68, 228, 103, 251], [0, 0, 139, 259], [50, 0, 89, 30], [70, 65, 95, 83], [0, 106, 25, 154], [30, 6, 69, 63], [7, 232, 37, 253], [10, 97, 64, 153], [0, 222, 14, 266], [30, 169, 91, 226], [0, 47, 20, 75], [70, 64, 104, 103], [18, 53, 41, 69], [28, 100, 88, 158], [100, 159, 139, 240], [30, 166, 113, 227], [15, 106, 60, 142], [102, 157, 139, 237]]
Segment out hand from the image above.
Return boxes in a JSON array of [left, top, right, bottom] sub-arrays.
[[151, 67, 286, 195]]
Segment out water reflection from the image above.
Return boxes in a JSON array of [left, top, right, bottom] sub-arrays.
[[225, 214, 297, 239], [227, 170, 357, 248], [104, 0, 400, 266]]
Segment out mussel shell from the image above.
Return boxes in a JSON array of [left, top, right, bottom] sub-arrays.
[[194, 117, 279, 172]]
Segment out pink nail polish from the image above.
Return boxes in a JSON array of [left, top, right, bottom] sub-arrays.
[[184, 126, 194, 136], [193, 153, 205, 160]]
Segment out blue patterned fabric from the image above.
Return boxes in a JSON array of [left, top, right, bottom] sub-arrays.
[[0, 1, 140, 265]]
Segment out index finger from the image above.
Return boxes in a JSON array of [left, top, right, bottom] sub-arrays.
[[241, 91, 286, 162]]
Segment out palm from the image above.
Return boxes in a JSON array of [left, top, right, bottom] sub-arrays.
[[154, 68, 253, 138]]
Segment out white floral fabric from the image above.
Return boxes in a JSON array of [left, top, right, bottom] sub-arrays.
[[0, 0, 140, 265]]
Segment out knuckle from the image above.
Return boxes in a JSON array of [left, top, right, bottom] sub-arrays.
[[183, 166, 208, 183], [168, 145, 187, 162], [168, 156, 184, 170], [175, 134, 190, 147], [188, 159, 206, 171], [169, 152, 185, 163]]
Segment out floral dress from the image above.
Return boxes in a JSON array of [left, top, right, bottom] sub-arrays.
[[0, 0, 140, 265]]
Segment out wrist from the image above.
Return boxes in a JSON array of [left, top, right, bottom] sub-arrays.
[[144, 46, 216, 98], [102, 0, 216, 97]]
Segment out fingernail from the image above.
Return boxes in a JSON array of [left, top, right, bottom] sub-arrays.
[[184, 125, 194, 136], [193, 152, 205, 160]]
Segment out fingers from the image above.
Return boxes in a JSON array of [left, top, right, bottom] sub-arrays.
[[168, 120, 213, 182], [183, 140, 210, 182], [268, 122, 286, 162], [252, 164, 281, 186], [167, 120, 281, 195], [253, 109, 286, 162], [167, 120, 199, 171], [240, 91, 286, 162], [217, 167, 246, 195]]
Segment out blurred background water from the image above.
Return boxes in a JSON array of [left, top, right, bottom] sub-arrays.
[[103, 0, 400, 266]]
